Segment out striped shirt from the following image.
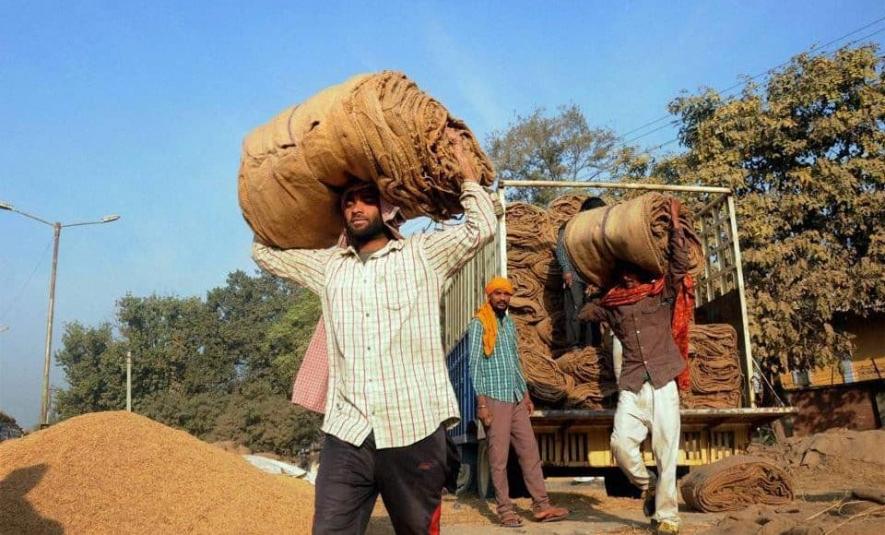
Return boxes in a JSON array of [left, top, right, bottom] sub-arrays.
[[467, 315, 528, 403], [252, 182, 496, 449]]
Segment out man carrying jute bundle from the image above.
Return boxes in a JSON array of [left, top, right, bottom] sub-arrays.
[[253, 137, 496, 535], [468, 276, 569, 527], [579, 198, 693, 535]]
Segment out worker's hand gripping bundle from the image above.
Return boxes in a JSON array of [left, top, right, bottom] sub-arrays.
[[562, 192, 704, 288], [238, 71, 494, 248]]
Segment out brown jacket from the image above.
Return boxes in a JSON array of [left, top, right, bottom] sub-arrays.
[[580, 228, 690, 393]]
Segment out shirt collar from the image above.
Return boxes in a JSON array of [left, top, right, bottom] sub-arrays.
[[338, 238, 405, 259]]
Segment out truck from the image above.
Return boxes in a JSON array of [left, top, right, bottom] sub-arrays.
[[442, 179, 796, 497]]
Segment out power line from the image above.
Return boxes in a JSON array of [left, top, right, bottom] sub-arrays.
[[615, 14, 885, 150]]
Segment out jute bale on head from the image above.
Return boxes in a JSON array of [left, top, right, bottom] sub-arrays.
[[238, 71, 494, 249], [562, 192, 704, 288]]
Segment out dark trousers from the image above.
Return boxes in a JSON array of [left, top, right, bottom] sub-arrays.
[[563, 281, 601, 347], [313, 427, 449, 535]]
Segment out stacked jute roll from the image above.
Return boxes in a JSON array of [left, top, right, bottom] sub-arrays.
[[506, 195, 618, 408], [562, 192, 704, 288], [680, 455, 794, 512], [682, 324, 743, 409], [238, 71, 494, 249]]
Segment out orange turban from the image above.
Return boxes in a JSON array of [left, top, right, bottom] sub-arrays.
[[475, 276, 514, 357], [484, 276, 514, 296]]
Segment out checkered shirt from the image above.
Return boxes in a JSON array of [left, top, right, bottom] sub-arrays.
[[253, 182, 496, 449], [467, 314, 528, 403]]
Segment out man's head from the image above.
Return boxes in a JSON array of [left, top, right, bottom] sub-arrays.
[[580, 197, 606, 211], [617, 262, 652, 288], [342, 183, 387, 242], [485, 276, 514, 314]]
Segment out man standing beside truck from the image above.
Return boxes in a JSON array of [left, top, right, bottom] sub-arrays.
[[468, 276, 570, 527], [253, 137, 496, 535], [555, 197, 607, 348], [579, 198, 692, 535]]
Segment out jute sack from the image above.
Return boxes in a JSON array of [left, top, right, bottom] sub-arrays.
[[239, 71, 494, 249], [563, 192, 703, 287]]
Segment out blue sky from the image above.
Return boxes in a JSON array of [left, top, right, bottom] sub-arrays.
[[2, 1, 882, 426]]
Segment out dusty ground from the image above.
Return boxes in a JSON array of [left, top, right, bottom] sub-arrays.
[[353, 476, 885, 534]]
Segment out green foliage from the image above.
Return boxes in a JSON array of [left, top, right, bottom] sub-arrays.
[[0, 411, 18, 426], [53, 270, 323, 456], [657, 45, 884, 373], [210, 380, 322, 457], [486, 104, 651, 205]]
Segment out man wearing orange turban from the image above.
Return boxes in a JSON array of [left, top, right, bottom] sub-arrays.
[[468, 276, 569, 527]]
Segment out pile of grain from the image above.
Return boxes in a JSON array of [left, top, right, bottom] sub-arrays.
[[0, 411, 314, 534]]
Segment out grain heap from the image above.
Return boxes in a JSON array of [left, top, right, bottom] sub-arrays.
[[0, 411, 314, 534], [682, 324, 743, 408]]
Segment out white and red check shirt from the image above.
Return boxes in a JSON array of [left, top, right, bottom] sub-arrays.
[[253, 182, 496, 448]]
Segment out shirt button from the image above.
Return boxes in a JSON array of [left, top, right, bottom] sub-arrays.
[[636, 330, 641, 334], [365, 313, 370, 318]]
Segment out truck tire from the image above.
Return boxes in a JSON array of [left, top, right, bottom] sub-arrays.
[[603, 469, 642, 498], [455, 443, 477, 496], [476, 439, 495, 499]]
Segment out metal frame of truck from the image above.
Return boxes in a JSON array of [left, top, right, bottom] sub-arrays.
[[443, 179, 795, 497]]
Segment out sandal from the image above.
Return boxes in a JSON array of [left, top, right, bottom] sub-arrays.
[[533, 506, 569, 522], [499, 512, 524, 528]]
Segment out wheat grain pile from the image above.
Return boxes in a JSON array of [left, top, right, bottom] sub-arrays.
[[0, 411, 314, 535]]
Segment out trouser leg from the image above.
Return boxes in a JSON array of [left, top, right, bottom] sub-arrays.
[[563, 286, 580, 347], [376, 426, 448, 535], [313, 434, 378, 535], [485, 398, 516, 516], [611, 385, 653, 490], [651, 381, 681, 525], [508, 398, 550, 512]]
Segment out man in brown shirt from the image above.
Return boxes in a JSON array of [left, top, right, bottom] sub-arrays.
[[579, 198, 691, 535]]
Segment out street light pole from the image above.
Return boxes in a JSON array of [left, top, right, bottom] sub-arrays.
[[1, 201, 120, 427], [126, 350, 132, 412], [40, 223, 61, 427]]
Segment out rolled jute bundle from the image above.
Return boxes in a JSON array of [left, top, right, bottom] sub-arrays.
[[509, 267, 544, 301], [683, 324, 742, 408], [519, 350, 574, 404], [547, 194, 588, 230], [239, 71, 494, 249], [565, 381, 617, 409], [557, 346, 617, 385], [680, 455, 794, 512], [681, 390, 741, 409], [562, 192, 703, 288], [508, 250, 561, 289], [505, 203, 556, 250]]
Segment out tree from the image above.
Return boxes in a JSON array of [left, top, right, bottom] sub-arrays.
[[657, 45, 884, 375], [486, 104, 651, 205], [53, 269, 324, 456]]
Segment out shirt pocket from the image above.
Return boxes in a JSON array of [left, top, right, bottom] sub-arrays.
[[378, 268, 416, 311], [639, 295, 668, 315]]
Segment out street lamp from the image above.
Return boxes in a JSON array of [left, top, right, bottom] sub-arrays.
[[1, 201, 120, 426]]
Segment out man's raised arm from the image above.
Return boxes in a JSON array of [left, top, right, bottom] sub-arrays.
[[252, 239, 334, 295]]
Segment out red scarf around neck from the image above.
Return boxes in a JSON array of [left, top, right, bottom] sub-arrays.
[[601, 276, 695, 391]]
